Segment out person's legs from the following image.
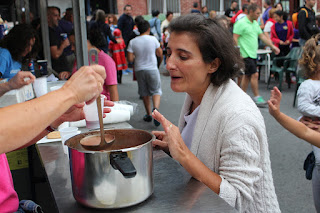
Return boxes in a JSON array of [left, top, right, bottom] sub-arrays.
[[152, 94, 161, 110], [135, 70, 152, 122], [143, 96, 152, 115], [250, 72, 260, 97], [312, 164, 320, 212], [117, 70, 122, 84], [241, 75, 250, 92]]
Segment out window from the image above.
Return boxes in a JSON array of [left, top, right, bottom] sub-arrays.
[[206, 0, 220, 11], [149, 0, 180, 14]]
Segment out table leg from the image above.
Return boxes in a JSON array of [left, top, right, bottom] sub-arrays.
[[265, 53, 270, 83]]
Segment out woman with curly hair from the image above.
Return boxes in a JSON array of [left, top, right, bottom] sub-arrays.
[[296, 33, 320, 212], [152, 14, 280, 212], [0, 24, 38, 80]]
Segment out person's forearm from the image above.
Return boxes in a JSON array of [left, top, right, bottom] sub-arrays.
[[180, 150, 222, 194], [273, 111, 320, 147], [0, 81, 11, 97], [51, 45, 66, 59], [108, 85, 119, 101], [0, 88, 76, 154]]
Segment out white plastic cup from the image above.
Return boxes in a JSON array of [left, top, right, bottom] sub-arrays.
[[60, 127, 79, 154], [83, 95, 105, 130], [33, 76, 48, 97]]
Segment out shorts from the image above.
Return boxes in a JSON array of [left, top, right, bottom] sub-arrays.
[[243, 57, 257, 76], [135, 69, 162, 97]]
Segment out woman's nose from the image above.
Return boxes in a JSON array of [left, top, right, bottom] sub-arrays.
[[166, 55, 175, 71]]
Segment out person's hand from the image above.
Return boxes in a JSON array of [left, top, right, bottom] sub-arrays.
[[300, 116, 320, 132], [61, 38, 70, 49], [268, 87, 282, 118], [52, 99, 114, 128], [284, 40, 290, 45], [8, 71, 35, 90], [152, 109, 190, 162], [272, 45, 280, 55], [61, 65, 106, 105], [279, 40, 284, 45], [58, 71, 70, 80]]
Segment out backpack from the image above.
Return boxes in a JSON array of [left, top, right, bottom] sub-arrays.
[[149, 18, 160, 41], [292, 8, 308, 29]]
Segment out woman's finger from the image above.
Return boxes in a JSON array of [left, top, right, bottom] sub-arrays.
[[152, 109, 173, 133]]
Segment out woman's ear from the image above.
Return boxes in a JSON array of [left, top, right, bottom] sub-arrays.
[[208, 58, 221, 74]]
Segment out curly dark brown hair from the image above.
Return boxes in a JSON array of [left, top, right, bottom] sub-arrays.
[[299, 34, 320, 78], [168, 14, 244, 86], [0, 24, 38, 62]]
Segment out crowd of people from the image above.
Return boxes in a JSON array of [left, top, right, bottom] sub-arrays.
[[2, 1, 320, 212]]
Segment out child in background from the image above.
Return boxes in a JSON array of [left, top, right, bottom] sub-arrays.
[[109, 29, 128, 84], [161, 27, 169, 65], [287, 34, 320, 212]]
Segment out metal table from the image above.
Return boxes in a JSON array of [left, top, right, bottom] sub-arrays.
[[37, 125, 237, 213], [257, 49, 272, 83]]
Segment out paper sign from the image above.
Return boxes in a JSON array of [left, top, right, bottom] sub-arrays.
[[6, 148, 29, 170]]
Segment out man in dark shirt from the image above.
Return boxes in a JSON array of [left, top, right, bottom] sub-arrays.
[[117, 4, 134, 47], [56, 8, 74, 72], [47, 6, 70, 79], [225, 0, 238, 20], [298, 0, 319, 46]]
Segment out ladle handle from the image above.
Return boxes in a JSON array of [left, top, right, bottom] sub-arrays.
[[96, 96, 105, 140]]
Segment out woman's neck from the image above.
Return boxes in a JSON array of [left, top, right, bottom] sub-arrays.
[[278, 19, 285, 24]]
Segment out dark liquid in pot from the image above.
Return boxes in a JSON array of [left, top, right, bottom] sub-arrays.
[[66, 129, 154, 152]]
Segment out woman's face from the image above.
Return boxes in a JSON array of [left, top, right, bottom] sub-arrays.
[[108, 17, 113, 24], [22, 37, 35, 57], [276, 4, 283, 11], [166, 32, 217, 97]]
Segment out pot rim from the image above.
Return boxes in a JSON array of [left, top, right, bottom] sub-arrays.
[[65, 128, 155, 153]]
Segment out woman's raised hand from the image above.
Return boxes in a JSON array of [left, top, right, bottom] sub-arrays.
[[152, 109, 190, 162]]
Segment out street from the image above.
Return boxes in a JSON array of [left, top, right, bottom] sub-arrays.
[[117, 65, 315, 213]]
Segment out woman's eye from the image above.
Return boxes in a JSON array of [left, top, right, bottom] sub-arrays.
[[180, 55, 188, 60]]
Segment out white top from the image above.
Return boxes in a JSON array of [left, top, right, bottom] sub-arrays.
[[297, 79, 320, 117], [297, 79, 320, 163], [264, 21, 274, 33], [236, 13, 246, 22], [178, 80, 280, 212], [127, 35, 160, 72], [181, 106, 200, 149], [160, 19, 170, 33]]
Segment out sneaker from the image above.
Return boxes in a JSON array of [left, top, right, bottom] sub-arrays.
[[254, 96, 267, 107], [143, 115, 152, 122], [152, 108, 161, 126]]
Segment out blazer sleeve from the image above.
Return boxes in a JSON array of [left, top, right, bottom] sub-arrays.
[[270, 24, 280, 45], [218, 110, 264, 211]]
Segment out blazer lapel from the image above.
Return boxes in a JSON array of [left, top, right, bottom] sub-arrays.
[[189, 83, 221, 156]]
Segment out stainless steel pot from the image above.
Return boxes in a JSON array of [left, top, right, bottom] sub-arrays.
[[65, 129, 155, 209]]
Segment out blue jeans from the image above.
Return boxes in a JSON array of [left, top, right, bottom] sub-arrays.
[[15, 200, 43, 213], [299, 39, 307, 47]]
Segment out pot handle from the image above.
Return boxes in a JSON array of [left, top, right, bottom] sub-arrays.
[[110, 152, 136, 178]]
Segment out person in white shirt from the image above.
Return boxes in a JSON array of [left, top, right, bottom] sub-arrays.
[[160, 11, 173, 33], [127, 20, 163, 126], [297, 34, 320, 212]]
